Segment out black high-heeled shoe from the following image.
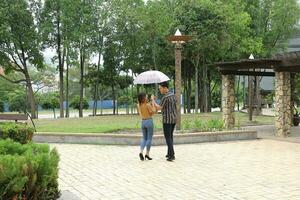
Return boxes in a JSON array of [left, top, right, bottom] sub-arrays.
[[145, 155, 153, 160], [139, 153, 144, 161]]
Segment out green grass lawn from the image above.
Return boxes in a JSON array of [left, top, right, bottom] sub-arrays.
[[32, 111, 275, 134]]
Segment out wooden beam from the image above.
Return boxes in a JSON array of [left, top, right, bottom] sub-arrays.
[[274, 66, 300, 72], [220, 70, 275, 77]]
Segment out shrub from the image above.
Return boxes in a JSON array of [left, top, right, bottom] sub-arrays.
[[183, 118, 224, 132], [194, 118, 205, 130], [0, 139, 60, 200], [182, 119, 191, 130], [0, 123, 34, 144], [206, 119, 224, 131], [70, 95, 89, 110]]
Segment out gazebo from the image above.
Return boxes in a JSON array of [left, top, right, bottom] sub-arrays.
[[215, 51, 300, 137]]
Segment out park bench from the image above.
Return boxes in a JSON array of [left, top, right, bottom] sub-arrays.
[[0, 113, 36, 131], [0, 113, 28, 122]]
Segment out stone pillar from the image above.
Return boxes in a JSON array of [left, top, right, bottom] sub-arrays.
[[222, 75, 235, 129], [274, 72, 292, 136], [175, 43, 182, 130]]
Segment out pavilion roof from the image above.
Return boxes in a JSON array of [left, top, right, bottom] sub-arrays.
[[214, 51, 300, 76]]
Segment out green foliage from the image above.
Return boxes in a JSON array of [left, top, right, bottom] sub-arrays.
[[118, 95, 131, 106], [245, 0, 300, 56], [182, 120, 191, 130], [70, 95, 89, 110], [0, 123, 35, 144], [0, 139, 60, 200], [40, 92, 60, 110], [0, 0, 43, 118], [40, 92, 60, 118], [183, 118, 224, 132], [7, 90, 27, 113]]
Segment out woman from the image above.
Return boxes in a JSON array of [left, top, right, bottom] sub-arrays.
[[137, 93, 156, 161]]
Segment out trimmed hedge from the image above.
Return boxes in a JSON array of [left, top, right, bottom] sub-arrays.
[[0, 139, 60, 200], [0, 123, 34, 144]]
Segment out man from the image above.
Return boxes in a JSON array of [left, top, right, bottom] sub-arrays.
[[154, 81, 177, 161]]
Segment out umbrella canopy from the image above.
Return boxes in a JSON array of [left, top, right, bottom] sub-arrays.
[[133, 70, 170, 85]]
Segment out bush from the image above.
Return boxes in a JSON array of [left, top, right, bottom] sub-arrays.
[[206, 118, 224, 131], [0, 139, 60, 200], [0, 123, 34, 144], [70, 95, 89, 110], [183, 118, 224, 132]]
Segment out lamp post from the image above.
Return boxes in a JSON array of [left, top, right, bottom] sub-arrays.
[[167, 29, 192, 130], [248, 54, 254, 121]]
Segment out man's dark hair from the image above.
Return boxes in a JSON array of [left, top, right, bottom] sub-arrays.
[[159, 81, 169, 88]]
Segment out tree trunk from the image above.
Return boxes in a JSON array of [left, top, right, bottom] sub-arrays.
[[26, 78, 36, 119], [187, 70, 192, 113], [203, 63, 208, 113], [93, 36, 103, 116], [207, 70, 212, 112], [199, 64, 204, 112], [116, 95, 119, 115], [112, 85, 116, 115], [195, 57, 199, 113], [79, 49, 85, 118], [254, 76, 262, 115], [56, 9, 64, 119], [92, 84, 97, 116], [65, 51, 69, 118], [53, 108, 56, 119], [237, 76, 240, 111]]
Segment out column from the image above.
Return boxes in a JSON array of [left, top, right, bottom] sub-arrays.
[[222, 74, 235, 129], [274, 72, 292, 136]]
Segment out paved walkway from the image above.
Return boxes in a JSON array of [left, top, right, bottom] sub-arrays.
[[53, 139, 300, 200]]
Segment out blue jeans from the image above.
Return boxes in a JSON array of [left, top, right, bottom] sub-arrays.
[[140, 119, 154, 151]]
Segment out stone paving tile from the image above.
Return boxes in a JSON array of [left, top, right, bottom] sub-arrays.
[[51, 139, 300, 200]]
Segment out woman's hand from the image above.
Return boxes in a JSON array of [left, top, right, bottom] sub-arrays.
[[151, 94, 156, 101]]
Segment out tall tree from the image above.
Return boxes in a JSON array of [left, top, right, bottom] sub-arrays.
[[0, 0, 44, 118], [175, 0, 258, 112], [41, 0, 69, 118], [68, 0, 97, 117]]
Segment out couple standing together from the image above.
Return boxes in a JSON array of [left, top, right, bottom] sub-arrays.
[[138, 81, 176, 162]]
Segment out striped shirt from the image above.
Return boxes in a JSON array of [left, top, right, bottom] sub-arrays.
[[160, 91, 177, 124]]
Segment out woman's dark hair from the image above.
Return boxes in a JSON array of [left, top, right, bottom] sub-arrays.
[[138, 93, 146, 104]]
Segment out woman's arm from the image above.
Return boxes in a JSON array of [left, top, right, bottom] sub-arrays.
[[151, 95, 162, 111], [147, 101, 157, 114]]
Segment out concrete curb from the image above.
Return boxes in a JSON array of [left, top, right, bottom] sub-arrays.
[[33, 130, 257, 145]]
